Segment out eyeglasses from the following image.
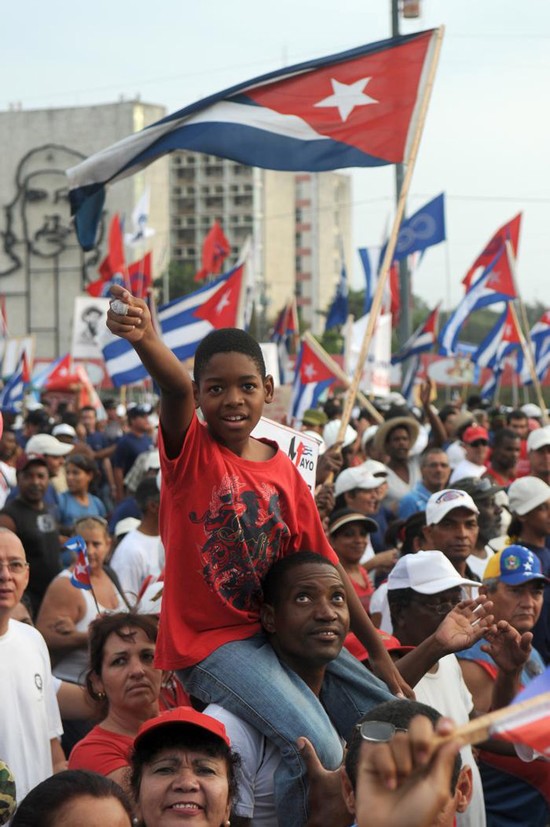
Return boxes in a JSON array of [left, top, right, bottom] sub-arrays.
[[356, 721, 408, 743], [410, 593, 464, 615], [0, 560, 29, 574], [469, 440, 489, 448]]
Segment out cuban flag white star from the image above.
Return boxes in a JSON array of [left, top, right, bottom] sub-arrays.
[[74, 561, 88, 578], [314, 77, 378, 122], [303, 362, 318, 381], [215, 290, 231, 315]]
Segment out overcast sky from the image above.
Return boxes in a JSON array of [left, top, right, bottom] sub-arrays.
[[4, 0, 550, 310]]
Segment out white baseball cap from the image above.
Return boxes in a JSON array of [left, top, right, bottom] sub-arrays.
[[508, 476, 550, 516], [334, 467, 384, 498], [360, 459, 389, 478], [425, 489, 479, 525], [521, 403, 543, 419], [26, 433, 73, 457], [323, 420, 358, 450], [52, 423, 77, 439], [387, 550, 479, 593], [527, 426, 550, 452]]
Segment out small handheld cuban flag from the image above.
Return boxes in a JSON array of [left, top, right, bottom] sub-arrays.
[[67, 536, 92, 590]]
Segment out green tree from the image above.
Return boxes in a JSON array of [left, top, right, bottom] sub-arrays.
[[154, 260, 197, 304]]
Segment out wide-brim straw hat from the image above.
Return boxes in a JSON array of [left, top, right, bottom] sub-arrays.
[[373, 416, 420, 455]]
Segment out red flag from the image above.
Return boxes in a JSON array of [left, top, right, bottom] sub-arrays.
[[86, 215, 128, 296], [194, 221, 231, 282], [194, 264, 244, 328], [298, 340, 337, 384], [128, 252, 152, 299], [463, 213, 522, 291], [389, 262, 400, 321], [21, 351, 31, 384]]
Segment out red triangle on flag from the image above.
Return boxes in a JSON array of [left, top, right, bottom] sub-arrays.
[[245, 32, 435, 164], [194, 265, 244, 328], [485, 248, 516, 298], [299, 340, 337, 384]]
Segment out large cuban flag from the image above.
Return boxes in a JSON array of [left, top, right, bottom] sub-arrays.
[[67, 30, 439, 250], [101, 262, 245, 387]]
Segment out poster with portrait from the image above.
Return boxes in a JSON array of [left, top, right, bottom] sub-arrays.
[[71, 297, 110, 360]]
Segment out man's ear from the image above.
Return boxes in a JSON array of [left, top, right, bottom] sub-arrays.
[[260, 602, 276, 634], [340, 767, 356, 816], [454, 765, 473, 814]]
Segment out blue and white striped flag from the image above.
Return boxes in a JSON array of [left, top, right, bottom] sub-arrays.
[[101, 263, 245, 387]]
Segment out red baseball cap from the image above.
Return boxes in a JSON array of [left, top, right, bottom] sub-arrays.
[[134, 706, 231, 749], [462, 425, 489, 444]]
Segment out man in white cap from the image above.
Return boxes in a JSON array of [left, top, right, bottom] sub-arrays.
[[527, 426, 550, 485], [387, 551, 491, 827], [423, 489, 482, 585]]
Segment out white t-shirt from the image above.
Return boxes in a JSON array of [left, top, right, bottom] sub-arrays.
[[0, 620, 63, 803], [414, 654, 486, 827], [449, 459, 486, 486], [369, 581, 392, 634], [206, 703, 280, 827], [111, 528, 164, 600], [0, 461, 16, 509]]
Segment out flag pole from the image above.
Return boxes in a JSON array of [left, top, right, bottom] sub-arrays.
[[505, 240, 548, 423], [303, 331, 383, 424], [433, 690, 550, 749], [336, 26, 445, 441], [509, 301, 548, 424]]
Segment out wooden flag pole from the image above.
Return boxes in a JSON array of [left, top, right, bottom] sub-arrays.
[[433, 690, 550, 749], [303, 331, 383, 424], [336, 26, 445, 442], [509, 301, 548, 425], [505, 240, 548, 424]]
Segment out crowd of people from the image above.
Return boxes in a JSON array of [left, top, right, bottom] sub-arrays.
[[0, 287, 549, 826]]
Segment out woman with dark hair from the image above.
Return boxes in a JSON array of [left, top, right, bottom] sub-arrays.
[[68, 612, 187, 791], [11, 769, 132, 827], [130, 707, 238, 827], [58, 453, 106, 531]]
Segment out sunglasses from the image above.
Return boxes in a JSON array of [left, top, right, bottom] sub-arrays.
[[356, 721, 408, 743], [469, 440, 489, 448]]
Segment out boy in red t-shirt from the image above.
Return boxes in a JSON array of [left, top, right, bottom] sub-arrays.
[[107, 286, 406, 825]]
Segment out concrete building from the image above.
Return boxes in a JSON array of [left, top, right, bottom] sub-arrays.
[[0, 98, 351, 363], [169, 151, 352, 335], [0, 100, 169, 359]]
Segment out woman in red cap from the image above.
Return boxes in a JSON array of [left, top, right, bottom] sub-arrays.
[[130, 707, 238, 827]]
